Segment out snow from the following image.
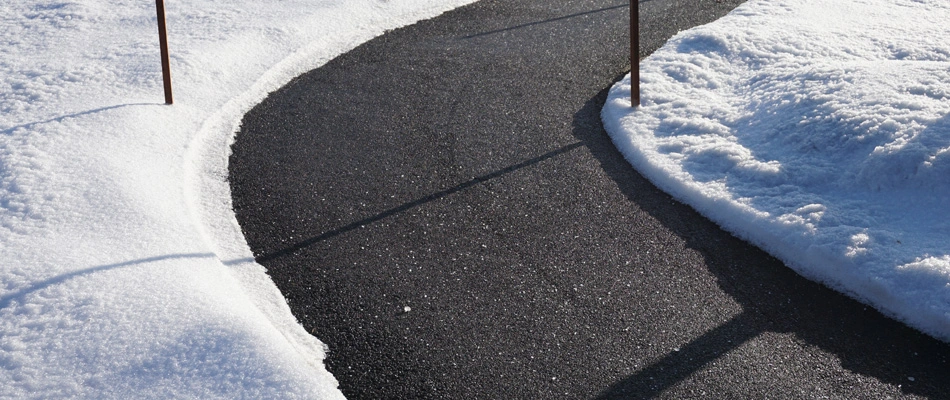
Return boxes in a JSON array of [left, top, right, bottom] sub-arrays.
[[0, 0, 473, 397], [604, 0, 950, 341]]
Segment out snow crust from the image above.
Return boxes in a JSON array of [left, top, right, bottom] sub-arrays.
[[0, 0, 473, 397], [604, 0, 950, 341]]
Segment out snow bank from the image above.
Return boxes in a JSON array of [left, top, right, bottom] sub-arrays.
[[604, 0, 950, 341], [0, 0, 473, 397]]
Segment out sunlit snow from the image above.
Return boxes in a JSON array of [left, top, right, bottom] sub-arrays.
[[604, 0, 950, 341]]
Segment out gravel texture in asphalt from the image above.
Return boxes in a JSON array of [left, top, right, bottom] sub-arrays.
[[230, 0, 950, 398]]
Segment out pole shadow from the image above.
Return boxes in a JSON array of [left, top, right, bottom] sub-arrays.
[[253, 142, 584, 263], [575, 79, 950, 399], [460, 3, 630, 39], [1, 103, 159, 135], [0, 252, 218, 309]]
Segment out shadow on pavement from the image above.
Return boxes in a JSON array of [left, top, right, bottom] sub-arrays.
[[575, 78, 950, 399], [254, 142, 584, 263], [461, 3, 629, 39]]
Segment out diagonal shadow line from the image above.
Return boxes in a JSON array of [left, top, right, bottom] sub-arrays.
[[595, 312, 760, 399], [461, 3, 629, 39], [1, 103, 158, 135], [255, 142, 585, 263], [0, 252, 216, 309], [222, 257, 256, 266]]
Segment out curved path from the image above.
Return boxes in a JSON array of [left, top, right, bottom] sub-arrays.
[[230, 0, 950, 398]]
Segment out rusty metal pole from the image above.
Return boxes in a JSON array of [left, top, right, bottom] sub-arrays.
[[630, 0, 640, 107], [156, 0, 173, 104]]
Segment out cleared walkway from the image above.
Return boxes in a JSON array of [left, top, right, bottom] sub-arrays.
[[229, 0, 950, 398]]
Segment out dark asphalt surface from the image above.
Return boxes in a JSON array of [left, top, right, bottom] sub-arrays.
[[229, 0, 950, 398]]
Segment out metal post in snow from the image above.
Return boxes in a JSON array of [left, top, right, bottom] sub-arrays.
[[630, 0, 640, 107], [156, 0, 173, 104]]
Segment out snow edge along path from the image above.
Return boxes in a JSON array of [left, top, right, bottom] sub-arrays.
[[0, 0, 473, 397], [604, 0, 950, 342], [184, 0, 479, 396]]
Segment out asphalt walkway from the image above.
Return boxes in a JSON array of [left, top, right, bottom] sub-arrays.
[[229, 0, 950, 398]]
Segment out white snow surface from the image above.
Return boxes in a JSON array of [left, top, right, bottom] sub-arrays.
[[0, 0, 473, 397], [604, 0, 950, 341]]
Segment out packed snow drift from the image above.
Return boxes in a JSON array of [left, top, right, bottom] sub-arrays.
[[604, 0, 950, 341]]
